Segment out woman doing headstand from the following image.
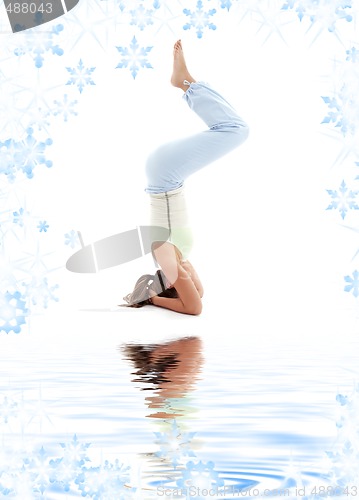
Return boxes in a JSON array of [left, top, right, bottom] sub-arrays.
[[123, 40, 249, 315]]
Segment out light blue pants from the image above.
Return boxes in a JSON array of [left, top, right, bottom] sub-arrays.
[[145, 81, 249, 194]]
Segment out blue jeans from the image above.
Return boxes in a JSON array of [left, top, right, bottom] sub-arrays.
[[145, 81, 249, 194]]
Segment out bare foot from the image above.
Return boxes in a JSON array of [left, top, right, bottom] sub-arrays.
[[171, 40, 196, 91]]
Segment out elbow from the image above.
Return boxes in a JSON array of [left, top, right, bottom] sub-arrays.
[[186, 300, 202, 316]]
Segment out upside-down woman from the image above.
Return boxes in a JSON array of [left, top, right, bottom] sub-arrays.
[[122, 40, 249, 315]]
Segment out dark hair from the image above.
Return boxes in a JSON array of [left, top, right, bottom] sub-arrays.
[[121, 269, 178, 308]]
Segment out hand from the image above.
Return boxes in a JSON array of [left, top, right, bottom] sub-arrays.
[[148, 287, 157, 304]]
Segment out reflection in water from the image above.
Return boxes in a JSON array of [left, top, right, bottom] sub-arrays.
[[121, 336, 263, 498], [122, 336, 204, 420], [121, 336, 210, 497], [120, 337, 337, 499]]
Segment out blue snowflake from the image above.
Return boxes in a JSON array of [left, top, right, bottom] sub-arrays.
[[27, 107, 51, 132], [130, 4, 155, 30], [114, 0, 127, 12], [154, 420, 197, 467], [0, 435, 133, 497], [344, 270, 359, 298], [282, 0, 306, 21], [23, 277, 59, 309], [65, 230, 80, 249], [346, 46, 359, 63], [0, 469, 17, 496], [13, 207, 29, 227], [0, 138, 17, 181], [177, 460, 224, 498], [116, 36, 153, 79], [183, 0, 217, 38], [326, 387, 359, 486], [281, 0, 353, 32], [14, 24, 64, 69], [58, 434, 91, 468], [14, 127, 53, 179], [326, 181, 359, 219], [321, 83, 359, 137], [111, 0, 160, 11], [326, 442, 359, 487], [337, 393, 350, 406], [0, 396, 18, 423], [23, 446, 52, 495], [49, 457, 76, 492], [219, 0, 232, 10], [49, 435, 91, 491], [75, 461, 131, 499], [66, 60, 96, 94], [52, 94, 78, 122], [0, 290, 28, 334], [37, 220, 49, 232]]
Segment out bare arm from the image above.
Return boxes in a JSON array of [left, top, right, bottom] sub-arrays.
[[181, 260, 204, 298], [151, 243, 202, 315]]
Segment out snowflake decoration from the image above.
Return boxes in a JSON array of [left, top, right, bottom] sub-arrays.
[[49, 457, 78, 493], [321, 49, 359, 164], [23, 446, 52, 496], [321, 84, 359, 137], [27, 107, 51, 132], [326, 180, 359, 219], [326, 387, 359, 487], [65, 230, 80, 249], [112, 0, 160, 12], [0, 138, 17, 181], [13, 207, 30, 227], [326, 442, 359, 487], [219, 0, 233, 11], [130, 4, 155, 30], [344, 270, 359, 298], [177, 460, 224, 498], [281, 0, 353, 32], [336, 393, 349, 408], [58, 434, 91, 469], [282, 0, 306, 21], [346, 47, 359, 63], [183, 0, 217, 39], [13, 24, 64, 69], [0, 255, 18, 292], [154, 420, 197, 467], [0, 469, 19, 497], [0, 290, 28, 334], [116, 36, 153, 79], [49, 435, 91, 491], [13, 127, 53, 180], [23, 277, 59, 309], [52, 94, 78, 122], [114, 0, 129, 12], [0, 396, 18, 423], [66, 60, 96, 94], [0, 434, 133, 497], [335, 388, 359, 433], [75, 461, 132, 499], [37, 220, 49, 232]]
